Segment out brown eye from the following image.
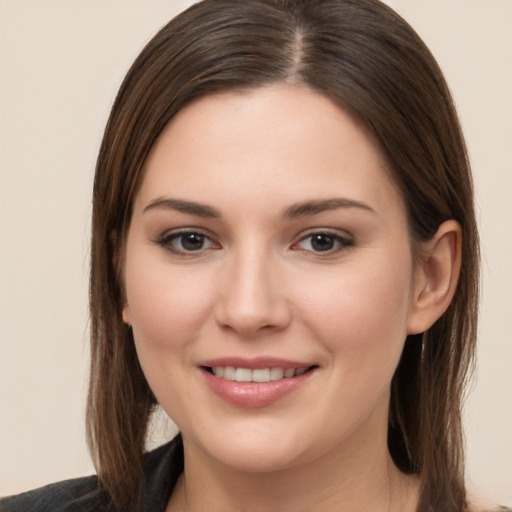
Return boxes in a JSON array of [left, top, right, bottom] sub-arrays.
[[310, 234, 336, 252], [179, 233, 207, 251], [294, 232, 352, 254], [156, 230, 218, 255]]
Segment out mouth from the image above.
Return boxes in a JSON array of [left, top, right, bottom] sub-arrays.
[[198, 357, 319, 407], [202, 365, 317, 383]]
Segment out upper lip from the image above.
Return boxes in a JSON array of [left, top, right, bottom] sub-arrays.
[[198, 356, 315, 370]]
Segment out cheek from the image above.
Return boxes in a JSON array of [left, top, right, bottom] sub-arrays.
[[123, 250, 219, 413], [123, 248, 215, 350], [297, 254, 414, 365]]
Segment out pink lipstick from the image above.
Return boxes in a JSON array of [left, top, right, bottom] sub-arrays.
[[199, 357, 317, 408]]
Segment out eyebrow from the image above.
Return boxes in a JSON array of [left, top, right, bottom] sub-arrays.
[[283, 198, 376, 218], [143, 197, 221, 218], [143, 196, 376, 219]]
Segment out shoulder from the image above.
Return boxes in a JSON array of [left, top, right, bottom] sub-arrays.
[[472, 505, 512, 512], [135, 434, 184, 510], [0, 474, 110, 512], [468, 490, 512, 512], [469, 500, 512, 512], [0, 435, 184, 512]]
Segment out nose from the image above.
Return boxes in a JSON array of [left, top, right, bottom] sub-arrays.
[[214, 248, 292, 337]]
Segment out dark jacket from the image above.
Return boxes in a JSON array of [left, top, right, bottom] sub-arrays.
[[2, 437, 511, 512], [0, 435, 183, 512]]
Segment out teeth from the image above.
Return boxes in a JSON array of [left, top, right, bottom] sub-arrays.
[[269, 367, 284, 381], [223, 366, 235, 381], [252, 368, 270, 382], [235, 368, 252, 382], [211, 366, 309, 382]]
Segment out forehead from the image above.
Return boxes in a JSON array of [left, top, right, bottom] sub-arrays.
[[135, 84, 403, 219]]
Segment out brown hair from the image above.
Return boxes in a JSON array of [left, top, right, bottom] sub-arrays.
[[87, 1, 479, 510]]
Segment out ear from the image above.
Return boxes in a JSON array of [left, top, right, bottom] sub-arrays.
[[111, 229, 132, 326], [407, 220, 462, 334], [122, 303, 132, 325]]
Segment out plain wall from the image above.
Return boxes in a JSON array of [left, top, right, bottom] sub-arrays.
[[1, 0, 511, 505]]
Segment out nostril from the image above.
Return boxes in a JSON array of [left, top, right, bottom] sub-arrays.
[[213, 279, 292, 336]]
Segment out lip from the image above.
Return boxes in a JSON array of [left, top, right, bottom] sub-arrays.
[[199, 356, 312, 369], [198, 357, 317, 408]]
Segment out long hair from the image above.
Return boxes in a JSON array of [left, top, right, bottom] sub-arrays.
[[87, 1, 479, 510]]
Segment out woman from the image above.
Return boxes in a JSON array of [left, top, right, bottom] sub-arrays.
[[0, 0, 505, 511]]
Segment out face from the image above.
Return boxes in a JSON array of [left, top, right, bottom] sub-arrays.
[[122, 84, 422, 473]]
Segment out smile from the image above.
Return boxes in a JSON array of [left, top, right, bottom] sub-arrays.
[[209, 366, 311, 382], [201, 362, 318, 407]]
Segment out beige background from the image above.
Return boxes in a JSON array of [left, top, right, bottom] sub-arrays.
[[1, 0, 511, 505]]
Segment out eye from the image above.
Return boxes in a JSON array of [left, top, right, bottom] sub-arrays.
[[155, 230, 219, 255], [293, 232, 353, 254]]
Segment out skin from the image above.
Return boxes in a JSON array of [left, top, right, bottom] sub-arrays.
[[121, 84, 461, 512]]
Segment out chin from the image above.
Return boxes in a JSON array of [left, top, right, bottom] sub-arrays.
[[182, 416, 329, 474], [207, 441, 307, 473]]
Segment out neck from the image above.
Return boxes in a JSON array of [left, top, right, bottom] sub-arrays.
[[167, 419, 419, 512]]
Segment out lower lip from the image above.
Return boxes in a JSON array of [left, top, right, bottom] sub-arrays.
[[201, 368, 315, 408]]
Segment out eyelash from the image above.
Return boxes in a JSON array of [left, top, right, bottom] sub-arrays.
[[153, 229, 353, 257], [292, 231, 353, 255], [153, 229, 219, 257]]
